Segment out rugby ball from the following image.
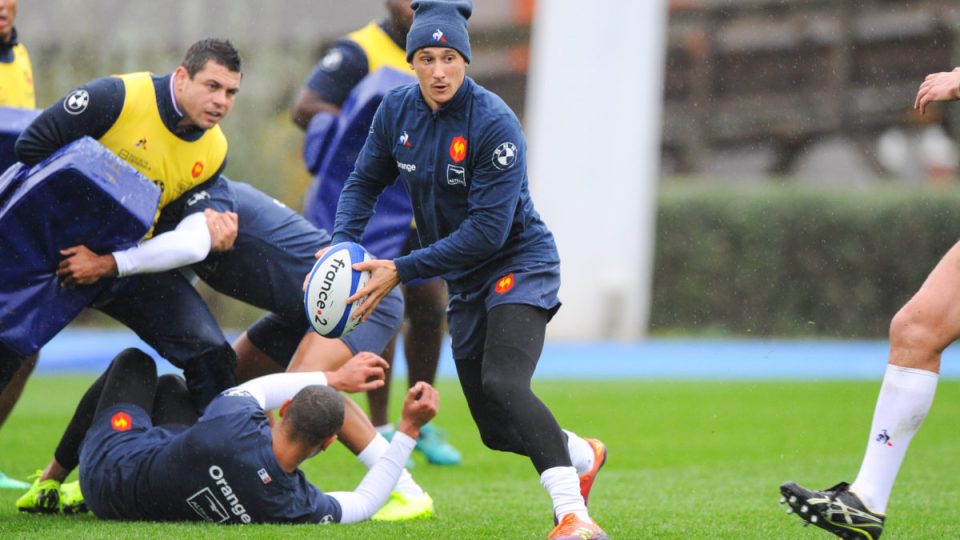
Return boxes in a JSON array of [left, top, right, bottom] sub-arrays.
[[304, 242, 372, 338]]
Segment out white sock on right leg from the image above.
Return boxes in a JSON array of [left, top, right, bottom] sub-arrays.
[[356, 433, 424, 498], [850, 364, 938, 513], [563, 429, 594, 476]]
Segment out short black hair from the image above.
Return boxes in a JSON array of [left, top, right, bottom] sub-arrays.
[[283, 385, 344, 448], [181, 38, 242, 77]]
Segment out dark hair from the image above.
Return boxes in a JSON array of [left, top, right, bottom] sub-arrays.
[[283, 385, 344, 448], [181, 38, 242, 77]]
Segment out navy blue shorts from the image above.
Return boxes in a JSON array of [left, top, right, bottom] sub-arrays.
[[447, 262, 561, 360], [246, 285, 404, 365], [79, 403, 186, 519]]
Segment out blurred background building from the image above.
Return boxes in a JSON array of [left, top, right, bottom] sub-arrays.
[[21, 0, 960, 339], [19, 0, 535, 204], [663, 0, 960, 184]]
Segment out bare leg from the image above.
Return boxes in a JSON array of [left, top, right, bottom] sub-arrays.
[[365, 336, 396, 427], [287, 332, 354, 372], [233, 332, 285, 383], [402, 279, 446, 387], [847, 240, 960, 514], [336, 395, 377, 453], [886, 240, 960, 371], [0, 354, 37, 427]]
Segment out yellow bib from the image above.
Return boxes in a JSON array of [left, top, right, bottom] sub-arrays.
[[98, 72, 227, 235], [0, 44, 35, 109], [347, 22, 410, 73]]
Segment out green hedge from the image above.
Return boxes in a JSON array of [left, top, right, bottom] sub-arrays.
[[650, 183, 960, 338]]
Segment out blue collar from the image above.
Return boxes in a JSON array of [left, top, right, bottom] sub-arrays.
[[0, 27, 19, 64], [153, 73, 205, 141]]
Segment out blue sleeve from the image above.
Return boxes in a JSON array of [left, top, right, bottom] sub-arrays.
[[290, 483, 344, 524], [15, 77, 124, 165], [303, 40, 369, 108], [331, 99, 400, 245], [395, 114, 526, 282]]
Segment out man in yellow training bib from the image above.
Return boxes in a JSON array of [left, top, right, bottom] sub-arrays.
[[6, 39, 242, 420], [0, 0, 33, 109]]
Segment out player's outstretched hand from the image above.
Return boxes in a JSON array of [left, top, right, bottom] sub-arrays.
[[915, 67, 960, 114], [204, 209, 239, 252], [347, 259, 400, 323], [57, 245, 117, 287], [324, 351, 388, 393], [397, 382, 439, 439]]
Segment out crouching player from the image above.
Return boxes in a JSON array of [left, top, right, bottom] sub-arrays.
[[21, 348, 437, 524]]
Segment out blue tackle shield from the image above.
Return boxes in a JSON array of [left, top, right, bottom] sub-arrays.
[[302, 67, 415, 259], [0, 137, 160, 356]]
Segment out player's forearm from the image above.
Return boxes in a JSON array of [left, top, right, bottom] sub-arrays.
[[327, 432, 416, 523], [112, 213, 211, 277], [234, 371, 329, 410]]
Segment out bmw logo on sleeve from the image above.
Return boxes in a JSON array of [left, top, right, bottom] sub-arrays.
[[64, 89, 90, 115], [492, 142, 518, 170]]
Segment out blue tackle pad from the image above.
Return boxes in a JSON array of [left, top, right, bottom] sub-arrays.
[[302, 67, 416, 260], [0, 136, 160, 356]]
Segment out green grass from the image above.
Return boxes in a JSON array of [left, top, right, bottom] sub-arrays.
[[2, 376, 960, 538]]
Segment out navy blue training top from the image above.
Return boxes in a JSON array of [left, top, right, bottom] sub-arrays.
[[129, 392, 342, 523], [331, 76, 559, 294]]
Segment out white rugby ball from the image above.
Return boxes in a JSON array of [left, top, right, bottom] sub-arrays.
[[304, 242, 372, 338]]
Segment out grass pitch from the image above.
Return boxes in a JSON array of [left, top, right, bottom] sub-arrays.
[[1, 375, 960, 538]]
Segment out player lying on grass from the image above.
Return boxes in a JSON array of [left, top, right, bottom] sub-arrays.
[[20, 177, 432, 520], [780, 66, 960, 540], [18, 347, 438, 524]]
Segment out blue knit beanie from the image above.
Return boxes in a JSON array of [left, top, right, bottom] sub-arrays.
[[406, 0, 473, 63]]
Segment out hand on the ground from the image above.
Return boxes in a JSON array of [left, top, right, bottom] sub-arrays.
[[57, 245, 116, 286], [397, 382, 439, 439], [204, 209, 238, 251], [915, 67, 960, 114], [346, 259, 399, 323], [324, 352, 388, 393]]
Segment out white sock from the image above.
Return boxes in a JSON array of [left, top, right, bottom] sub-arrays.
[[356, 433, 424, 498], [850, 364, 938, 513], [563, 429, 594, 476], [540, 466, 588, 521], [374, 424, 394, 436]]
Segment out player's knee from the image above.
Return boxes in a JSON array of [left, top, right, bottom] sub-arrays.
[[156, 374, 188, 395], [480, 369, 528, 412], [476, 422, 515, 452], [114, 348, 155, 371], [889, 306, 942, 355]]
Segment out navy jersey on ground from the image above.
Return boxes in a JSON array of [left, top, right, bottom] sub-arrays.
[[80, 396, 342, 523]]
